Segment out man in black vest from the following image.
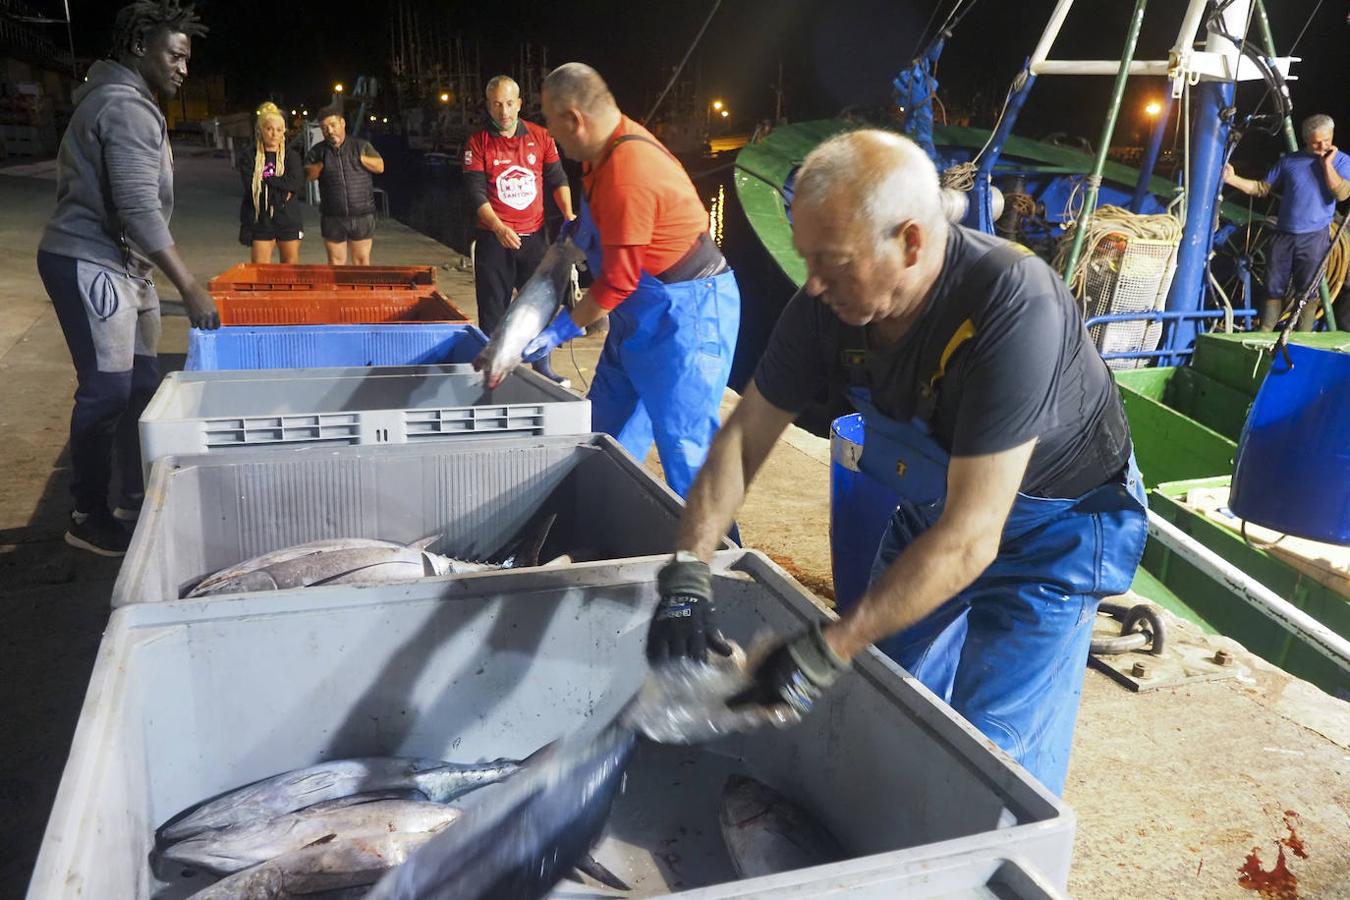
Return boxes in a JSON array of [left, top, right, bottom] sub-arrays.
[[647, 130, 1148, 797], [304, 105, 384, 265]]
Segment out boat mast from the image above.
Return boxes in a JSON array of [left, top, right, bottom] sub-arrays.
[[1060, 0, 1149, 286], [1160, 0, 1265, 360]]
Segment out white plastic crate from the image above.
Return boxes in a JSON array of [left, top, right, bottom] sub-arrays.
[[113, 434, 732, 607], [138, 364, 590, 474], [31, 552, 1073, 898]]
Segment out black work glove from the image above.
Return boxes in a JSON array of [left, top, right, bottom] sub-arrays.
[[647, 552, 733, 663], [729, 626, 850, 717]]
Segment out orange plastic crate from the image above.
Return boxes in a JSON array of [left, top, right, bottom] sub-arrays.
[[213, 288, 469, 326], [208, 263, 437, 293]]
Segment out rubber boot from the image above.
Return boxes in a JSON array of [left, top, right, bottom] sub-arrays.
[[1258, 298, 1281, 332], [531, 356, 572, 390]]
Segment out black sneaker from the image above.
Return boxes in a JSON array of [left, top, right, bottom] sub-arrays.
[[66, 510, 131, 557], [113, 493, 144, 524]]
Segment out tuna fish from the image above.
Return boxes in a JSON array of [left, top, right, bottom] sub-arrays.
[[182, 514, 558, 599], [184, 829, 442, 899], [158, 795, 462, 876], [719, 774, 844, 879], [474, 237, 585, 389], [157, 757, 522, 845], [365, 722, 637, 900]]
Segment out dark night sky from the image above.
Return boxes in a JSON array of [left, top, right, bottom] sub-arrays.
[[59, 0, 1348, 161]]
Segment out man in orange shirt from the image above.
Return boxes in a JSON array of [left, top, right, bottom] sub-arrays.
[[527, 62, 740, 500]]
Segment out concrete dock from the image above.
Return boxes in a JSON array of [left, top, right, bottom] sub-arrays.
[[0, 148, 1346, 897]]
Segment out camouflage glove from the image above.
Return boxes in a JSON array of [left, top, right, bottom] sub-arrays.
[[730, 626, 849, 717], [647, 552, 733, 664]]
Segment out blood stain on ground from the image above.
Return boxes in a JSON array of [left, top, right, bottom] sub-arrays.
[[1238, 845, 1297, 899], [766, 553, 836, 604], [1238, 810, 1308, 900]]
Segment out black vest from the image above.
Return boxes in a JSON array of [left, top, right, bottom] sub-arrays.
[[314, 138, 375, 218]]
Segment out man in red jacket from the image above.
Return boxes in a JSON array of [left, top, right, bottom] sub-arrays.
[[465, 75, 575, 385]]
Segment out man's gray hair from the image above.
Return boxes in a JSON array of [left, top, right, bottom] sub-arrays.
[[541, 62, 615, 116], [1301, 114, 1334, 142], [794, 130, 946, 251], [484, 75, 519, 98]]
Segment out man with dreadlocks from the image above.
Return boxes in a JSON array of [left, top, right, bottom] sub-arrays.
[[37, 0, 217, 557]]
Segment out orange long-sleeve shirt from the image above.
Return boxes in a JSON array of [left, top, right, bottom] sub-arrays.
[[581, 116, 709, 309]]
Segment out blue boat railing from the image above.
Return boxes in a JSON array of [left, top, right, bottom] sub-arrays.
[[1085, 308, 1257, 361]]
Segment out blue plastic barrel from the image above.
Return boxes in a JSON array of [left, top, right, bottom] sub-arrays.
[[186, 323, 488, 371], [829, 414, 902, 610], [1229, 343, 1350, 544]]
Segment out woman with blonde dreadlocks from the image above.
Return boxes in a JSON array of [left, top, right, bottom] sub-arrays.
[[239, 101, 303, 262]]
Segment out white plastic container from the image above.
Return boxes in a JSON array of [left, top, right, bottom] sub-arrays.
[[31, 552, 1074, 898], [114, 434, 728, 607], [138, 364, 590, 474]]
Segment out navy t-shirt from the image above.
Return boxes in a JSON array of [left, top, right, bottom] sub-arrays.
[[753, 226, 1130, 498]]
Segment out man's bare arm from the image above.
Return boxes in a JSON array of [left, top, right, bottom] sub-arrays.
[[825, 439, 1036, 660], [1321, 147, 1350, 201], [360, 150, 385, 175], [1222, 163, 1272, 198], [553, 185, 575, 221], [677, 383, 798, 561]]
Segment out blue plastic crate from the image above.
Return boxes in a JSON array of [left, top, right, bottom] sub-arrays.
[[185, 324, 488, 371]]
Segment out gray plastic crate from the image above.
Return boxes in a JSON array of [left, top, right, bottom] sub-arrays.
[[31, 552, 1073, 898], [113, 434, 730, 607], [138, 364, 590, 473]]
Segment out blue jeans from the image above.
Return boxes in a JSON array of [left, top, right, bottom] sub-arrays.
[[869, 463, 1147, 795]]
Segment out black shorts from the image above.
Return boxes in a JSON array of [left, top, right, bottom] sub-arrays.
[[249, 223, 302, 242], [321, 213, 377, 243], [242, 201, 303, 244]]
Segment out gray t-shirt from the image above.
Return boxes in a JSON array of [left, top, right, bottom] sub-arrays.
[[753, 226, 1130, 498]]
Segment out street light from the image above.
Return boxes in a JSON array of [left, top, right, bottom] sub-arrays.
[[712, 99, 723, 111], [334, 83, 344, 94], [1144, 100, 1162, 117], [439, 92, 450, 103], [720, 109, 729, 118]]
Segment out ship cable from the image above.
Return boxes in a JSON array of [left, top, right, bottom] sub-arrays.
[[641, 0, 724, 127], [1274, 212, 1350, 360]]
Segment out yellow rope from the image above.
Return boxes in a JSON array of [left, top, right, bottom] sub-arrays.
[[940, 161, 977, 191], [1054, 205, 1184, 298], [1326, 217, 1349, 298]]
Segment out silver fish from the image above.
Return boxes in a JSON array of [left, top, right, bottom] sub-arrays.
[[158, 757, 520, 845], [185, 829, 442, 899], [719, 775, 844, 879], [183, 537, 485, 598], [184, 514, 560, 599], [474, 237, 585, 389], [158, 795, 462, 876]]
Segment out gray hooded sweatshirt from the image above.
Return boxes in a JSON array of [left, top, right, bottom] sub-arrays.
[[39, 60, 174, 277]]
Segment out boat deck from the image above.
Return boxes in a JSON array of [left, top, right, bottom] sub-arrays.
[[1, 148, 1346, 897]]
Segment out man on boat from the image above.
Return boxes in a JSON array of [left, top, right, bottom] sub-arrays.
[[647, 130, 1148, 796], [465, 74, 575, 386], [1222, 113, 1350, 331], [304, 105, 384, 265], [37, 0, 218, 557], [530, 62, 740, 501]]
